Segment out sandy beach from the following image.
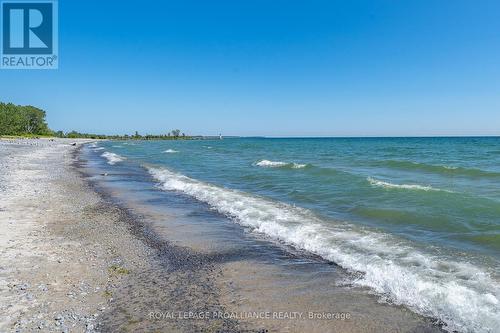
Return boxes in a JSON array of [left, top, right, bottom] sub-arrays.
[[0, 138, 445, 333], [0, 139, 243, 332]]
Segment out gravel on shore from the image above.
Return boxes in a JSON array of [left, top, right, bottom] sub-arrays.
[[0, 139, 251, 333]]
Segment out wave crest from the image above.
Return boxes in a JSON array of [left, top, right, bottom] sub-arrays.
[[255, 159, 308, 169], [367, 177, 445, 192], [101, 152, 125, 165], [147, 166, 499, 333]]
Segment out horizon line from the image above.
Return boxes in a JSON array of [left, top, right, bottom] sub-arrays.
[[254, 134, 500, 138]]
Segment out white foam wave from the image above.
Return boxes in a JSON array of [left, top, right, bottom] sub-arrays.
[[255, 160, 307, 169], [368, 177, 447, 192], [89, 142, 105, 151], [291, 163, 307, 169], [148, 166, 500, 333], [101, 152, 125, 165], [256, 160, 288, 167], [164, 149, 179, 153]]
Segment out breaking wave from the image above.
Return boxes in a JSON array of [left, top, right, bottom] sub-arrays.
[[255, 160, 308, 169], [101, 152, 125, 165], [367, 177, 448, 192], [147, 166, 500, 333]]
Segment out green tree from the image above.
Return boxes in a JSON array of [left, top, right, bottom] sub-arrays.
[[0, 102, 50, 136]]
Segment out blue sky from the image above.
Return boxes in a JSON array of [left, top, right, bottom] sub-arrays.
[[1, 0, 499, 136]]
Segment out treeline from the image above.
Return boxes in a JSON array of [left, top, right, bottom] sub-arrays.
[[0, 102, 51, 136], [59, 130, 193, 140], [0, 102, 193, 140]]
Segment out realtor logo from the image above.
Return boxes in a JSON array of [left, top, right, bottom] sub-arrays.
[[1, 0, 58, 69]]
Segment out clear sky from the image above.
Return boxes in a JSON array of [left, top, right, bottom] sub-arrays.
[[1, 0, 499, 136]]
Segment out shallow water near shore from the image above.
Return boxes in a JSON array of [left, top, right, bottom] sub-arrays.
[[87, 137, 500, 332]]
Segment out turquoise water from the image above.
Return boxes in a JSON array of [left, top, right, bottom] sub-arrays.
[[93, 137, 500, 333]]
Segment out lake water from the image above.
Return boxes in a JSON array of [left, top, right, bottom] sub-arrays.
[[91, 137, 500, 332]]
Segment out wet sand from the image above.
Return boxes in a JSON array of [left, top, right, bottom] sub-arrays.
[[0, 138, 444, 332]]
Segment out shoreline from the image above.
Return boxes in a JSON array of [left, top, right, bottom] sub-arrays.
[[82, 141, 445, 332], [1, 138, 444, 332], [74, 146, 245, 332], [0, 139, 242, 332]]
